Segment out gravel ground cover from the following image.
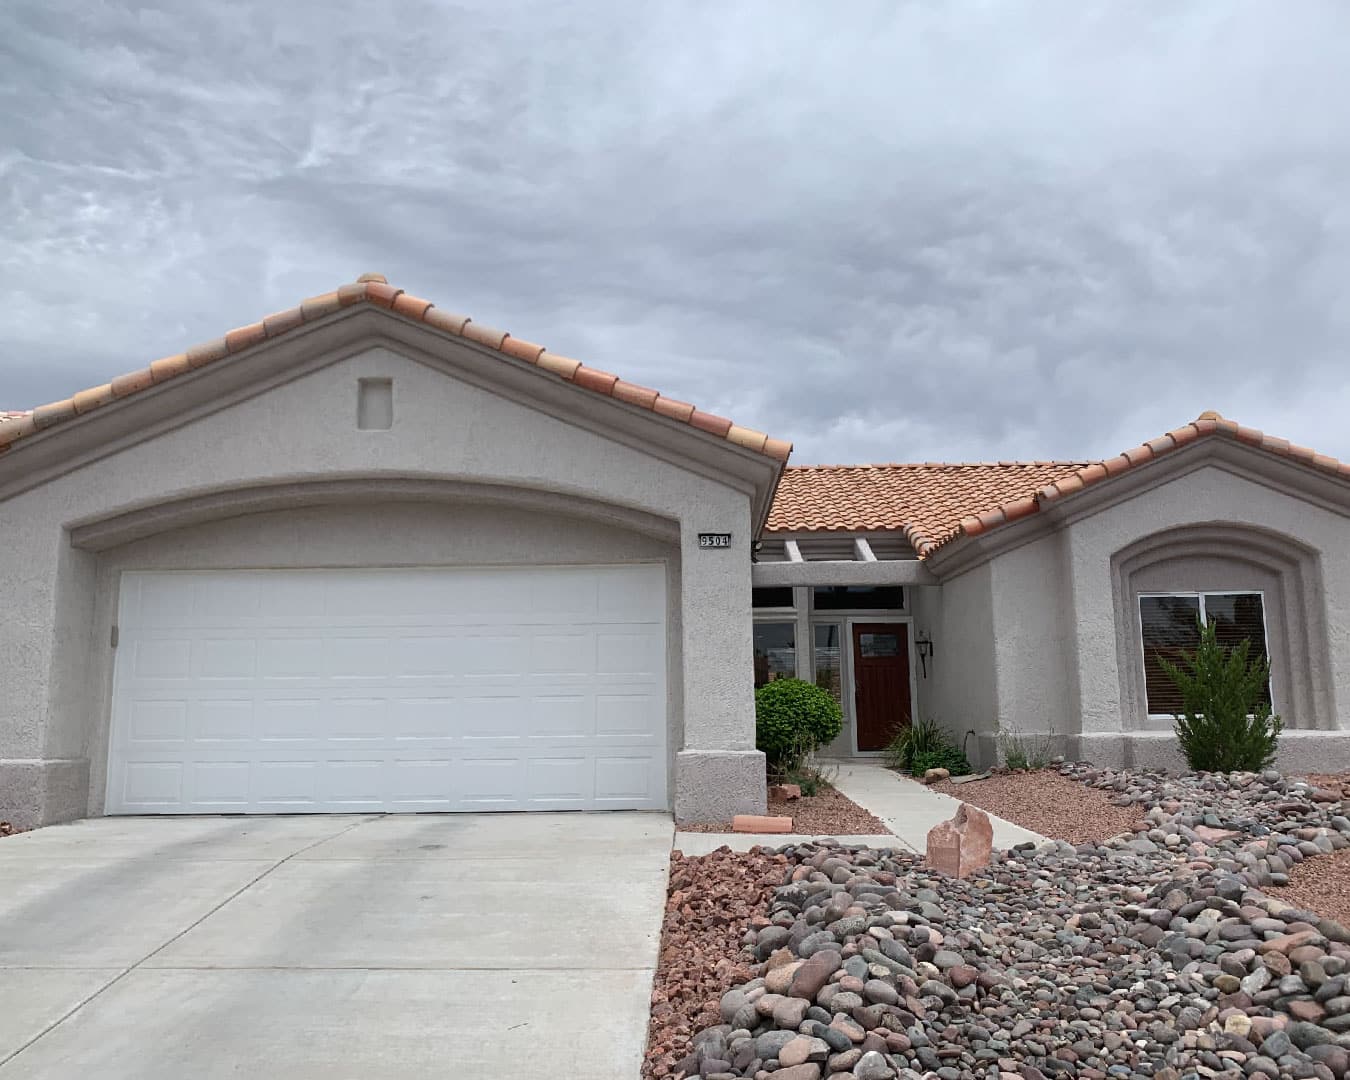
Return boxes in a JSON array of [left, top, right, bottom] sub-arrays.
[[930, 770, 1141, 844], [644, 846, 795, 1078], [1302, 774, 1350, 800], [1271, 848, 1350, 930], [681, 787, 890, 836], [670, 766, 1350, 1080]]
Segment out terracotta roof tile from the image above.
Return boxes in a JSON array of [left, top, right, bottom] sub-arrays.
[[776, 411, 1350, 560], [499, 335, 545, 364], [766, 460, 1092, 549], [0, 274, 792, 465], [535, 351, 581, 380], [460, 320, 508, 349], [262, 307, 305, 338], [149, 353, 190, 384], [611, 380, 660, 410], [688, 410, 733, 438], [767, 410, 1350, 557]]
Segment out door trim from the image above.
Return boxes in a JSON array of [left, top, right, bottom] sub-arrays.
[[844, 615, 917, 757]]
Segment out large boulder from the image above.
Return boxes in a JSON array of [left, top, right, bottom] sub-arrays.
[[925, 802, 993, 878]]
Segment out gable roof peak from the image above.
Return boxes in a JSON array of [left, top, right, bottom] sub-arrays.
[[0, 276, 791, 465]]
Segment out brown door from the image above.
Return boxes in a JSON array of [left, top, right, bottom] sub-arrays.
[[851, 623, 912, 751]]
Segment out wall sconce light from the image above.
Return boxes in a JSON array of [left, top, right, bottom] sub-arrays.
[[915, 630, 934, 678]]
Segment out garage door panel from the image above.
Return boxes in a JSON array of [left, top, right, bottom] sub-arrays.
[[132, 638, 192, 680], [525, 756, 589, 803], [595, 755, 661, 802], [327, 697, 390, 742], [530, 633, 594, 675], [261, 637, 327, 679], [597, 631, 661, 675], [528, 695, 591, 738], [595, 694, 660, 738], [126, 700, 189, 745], [108, 566, 667, 813], [191, 699, 254, 742], [121, 761, 184, 807], [597, 567, 665, 618]]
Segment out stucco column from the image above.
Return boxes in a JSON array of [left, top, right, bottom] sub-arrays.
[[672, 510, 767, 823], [0, 514, 90, 828]]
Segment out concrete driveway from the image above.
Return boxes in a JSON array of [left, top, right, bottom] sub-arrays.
[[0, 812, 673, 1079]]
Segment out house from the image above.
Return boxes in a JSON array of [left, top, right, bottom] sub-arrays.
[[2, 274, 1347, 830]]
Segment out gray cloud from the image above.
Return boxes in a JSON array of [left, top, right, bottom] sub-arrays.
[[2, 1, 1348, 464]]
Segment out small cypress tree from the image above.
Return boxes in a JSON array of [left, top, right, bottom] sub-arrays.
[[1159, 618, 1282, 772]]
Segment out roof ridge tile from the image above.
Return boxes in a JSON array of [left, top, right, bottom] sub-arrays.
[[0, 275, 791, 465]]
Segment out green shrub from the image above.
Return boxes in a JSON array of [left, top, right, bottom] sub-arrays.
[[883, 716, 947, 772], [885, 717, 969, 776], [785, 759, 838, 798], [1160, 618, 1283, 773], [755, 678, 843, 772], [911, 745, 971, 776], [998, 727, 1056, 771]]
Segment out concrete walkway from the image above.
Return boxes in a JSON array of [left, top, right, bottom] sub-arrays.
[[832, 761, 1046, 850], [0, 813, 672, 1079], [675, 762, 1045, 854]]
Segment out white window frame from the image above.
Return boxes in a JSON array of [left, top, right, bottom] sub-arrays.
[[1138, 589, 1273, 720]]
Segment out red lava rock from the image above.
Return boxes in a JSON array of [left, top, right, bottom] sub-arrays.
[[925, 802, 993, 879], [769, 783, 802, 800], [733, 814, 793, 834], [640, 847, 790, 1079]]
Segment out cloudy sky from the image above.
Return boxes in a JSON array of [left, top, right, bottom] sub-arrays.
[[2, 2, 1348, 465]]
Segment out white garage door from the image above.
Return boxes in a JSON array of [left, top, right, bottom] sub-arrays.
[[106, 566, 667, 813]]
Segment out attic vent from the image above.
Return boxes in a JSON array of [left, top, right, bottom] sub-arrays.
[[357, 378, 393, 430]]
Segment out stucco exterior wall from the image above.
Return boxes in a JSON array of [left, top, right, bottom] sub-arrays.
[[1067, 464, 1348, 741], [0, 341, 767, 826], [962, 458, 1350, 770], [987, 531, 1077, 761], [908, 585, 941, 736], [923, 564, 998, 767]]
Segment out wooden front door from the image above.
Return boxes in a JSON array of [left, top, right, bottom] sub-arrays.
[[851, 623, 912, 751]]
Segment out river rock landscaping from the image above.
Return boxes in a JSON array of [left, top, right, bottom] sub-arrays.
[[663, 764, 1350, 1080]]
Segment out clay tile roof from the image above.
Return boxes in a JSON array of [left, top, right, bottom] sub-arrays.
[[771, 410, 1350, 559], [767, 461, 1094, 554], [0, 275, 791, 465]]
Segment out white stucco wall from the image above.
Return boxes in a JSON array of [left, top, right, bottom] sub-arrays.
[[948, 456, 1350, 771], [1065, 463, 1347, 735], [923, 563, 998, 765], [0, 339, 768, 825], [987, 530, 1077, 754]]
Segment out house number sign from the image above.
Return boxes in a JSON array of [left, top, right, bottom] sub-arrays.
[[698, 532, 733, 549]]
